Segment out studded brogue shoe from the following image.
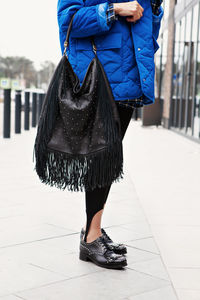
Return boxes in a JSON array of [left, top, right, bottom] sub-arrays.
[[79, 234, 127, 269], [80, 227, 127, 255]]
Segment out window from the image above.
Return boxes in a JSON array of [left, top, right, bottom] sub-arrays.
[[193, 3, 200, 138]]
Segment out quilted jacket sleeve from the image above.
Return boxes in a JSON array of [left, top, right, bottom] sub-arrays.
[[57, 0, 115, 38]]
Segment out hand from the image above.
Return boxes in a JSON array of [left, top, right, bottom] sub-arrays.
[[113, 1, 144, 23]]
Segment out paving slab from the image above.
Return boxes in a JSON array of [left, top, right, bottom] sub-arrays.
[[15, 269, 170, 300], [124, 120, 200, 300], [127, 285, 178, 300]]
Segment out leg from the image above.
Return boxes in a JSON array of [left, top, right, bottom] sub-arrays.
[[84, 185, 111, 242], [117, 104, 135, 140], [83, 105, 134, 243]]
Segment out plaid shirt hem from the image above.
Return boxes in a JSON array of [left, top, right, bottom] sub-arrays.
[[116, 96, 144, 109], [151, 0, 163, 15], [106, 3, 118, 25]]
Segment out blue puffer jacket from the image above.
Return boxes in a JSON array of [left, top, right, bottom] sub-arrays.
[[57, 0, 164, 106]]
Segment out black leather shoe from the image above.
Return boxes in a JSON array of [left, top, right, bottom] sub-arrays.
[[80, 227, 127, 255], [79, 234, 127, 269]]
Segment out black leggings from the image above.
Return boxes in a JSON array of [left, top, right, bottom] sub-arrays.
[[84, 103, 134, 242]]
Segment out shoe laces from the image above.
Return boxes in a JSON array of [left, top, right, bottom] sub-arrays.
[[99, 236, 122, 262], [98, 235, 113, 253], [101, 228, 112, 242]]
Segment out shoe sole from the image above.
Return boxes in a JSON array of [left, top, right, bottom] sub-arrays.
[[79, 250, 127, 269]]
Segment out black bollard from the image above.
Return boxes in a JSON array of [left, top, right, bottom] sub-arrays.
[[37, 93, 45, 121], [134, 108, 138, 121], [3, 89, 11, 138], [15, 90, 22, 134], [32, 92, 37, 127], [24, 91, 30, 130]]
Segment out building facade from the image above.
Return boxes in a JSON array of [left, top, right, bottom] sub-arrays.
[[156, 0, 200, 141]]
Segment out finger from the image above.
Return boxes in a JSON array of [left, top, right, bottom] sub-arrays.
[[139, 4, 144, 12], [137, 10, 143, 18], [139, 11, 143, 18], [135, 13, 141, 20], [126, 16, 136, 22]]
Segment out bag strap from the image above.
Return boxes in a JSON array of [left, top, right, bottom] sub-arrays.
[[63, 12, 97, 55]]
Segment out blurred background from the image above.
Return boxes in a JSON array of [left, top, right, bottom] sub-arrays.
[[154, 0, 200, 142], [1, 0, 200, 141], [0, 0, 60, 136]]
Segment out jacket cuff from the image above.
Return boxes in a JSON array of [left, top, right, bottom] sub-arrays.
[[152, 5, 164, 23], [96, 2, 114, 32]]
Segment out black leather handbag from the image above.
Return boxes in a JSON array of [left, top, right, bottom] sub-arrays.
[[33, 12, 123, 192]]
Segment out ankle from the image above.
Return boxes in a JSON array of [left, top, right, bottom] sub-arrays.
[[85, 230, 102, 243], [83, 225, 102, 233]]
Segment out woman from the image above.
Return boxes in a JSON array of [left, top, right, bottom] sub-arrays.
[[57, 0, 164, 269]]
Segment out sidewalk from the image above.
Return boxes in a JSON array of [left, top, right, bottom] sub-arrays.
[[0, 119, 199, 299], [124, 121, 200, 300]]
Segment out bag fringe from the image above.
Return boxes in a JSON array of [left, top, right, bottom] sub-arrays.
[[36, 141, 124, 192], [97, 58, 121, 143], [33, 57, 65, 180]]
